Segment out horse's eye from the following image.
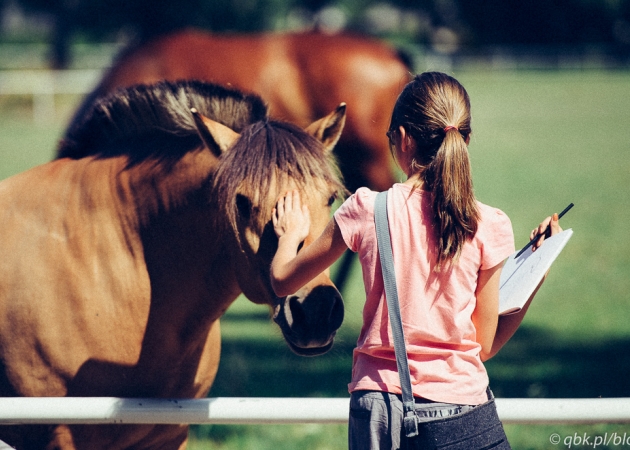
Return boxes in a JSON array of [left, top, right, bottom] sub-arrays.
[[236, 194, 252, 221], [297, 241, 304, 252], [327, 194, 337, 207]]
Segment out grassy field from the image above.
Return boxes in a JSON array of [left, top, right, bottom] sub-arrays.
[[1, 69, 629, 449]]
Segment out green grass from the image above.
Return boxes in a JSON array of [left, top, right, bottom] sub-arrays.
[[188, 424, 349, 450], [460, 70, 630, 342], [0, 95, 72, 178], [1, 69, 629, 449]]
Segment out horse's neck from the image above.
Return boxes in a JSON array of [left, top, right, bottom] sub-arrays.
[[119, 149, 242, 316], [69, 151, 232, 288], [121, 149, 218, 225], [87, 153, 242, 348]]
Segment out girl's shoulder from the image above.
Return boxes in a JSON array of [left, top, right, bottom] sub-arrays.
[[475, 200, 514, 239], [353, 186, 378, 203], [335, 187, 377, 222], [476, 201, 511, 224], [334, 187, 379, 251], [341, 184, 427, 217], [339, 187, 379, 212], [475, 201, 515, 268]]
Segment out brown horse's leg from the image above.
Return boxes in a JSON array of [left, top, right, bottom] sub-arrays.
[[47, 425, 76, 450]]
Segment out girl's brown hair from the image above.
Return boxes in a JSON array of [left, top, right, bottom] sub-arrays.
[[389, 72, 479, 268]]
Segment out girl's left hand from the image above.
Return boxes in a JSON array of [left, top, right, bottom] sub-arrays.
[[273, 190, 311, 245], [530, 213, 563, 251]]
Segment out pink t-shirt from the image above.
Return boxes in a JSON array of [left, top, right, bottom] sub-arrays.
[[334, 184, 515, 405]]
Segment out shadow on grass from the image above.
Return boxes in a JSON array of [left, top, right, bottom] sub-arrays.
[[209, 332, 355, 398], [211, 321, 630, 400], [486, 326, 630, 399]]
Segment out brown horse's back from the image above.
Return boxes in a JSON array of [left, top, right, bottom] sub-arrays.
[[74, 29, 411, 191], [287, 32, 411, 191]]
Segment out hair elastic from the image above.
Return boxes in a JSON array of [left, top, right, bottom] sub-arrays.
[[444, 125, 458, 132]]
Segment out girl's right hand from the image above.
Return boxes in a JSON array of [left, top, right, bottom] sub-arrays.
[[272, 190, 311, 245]]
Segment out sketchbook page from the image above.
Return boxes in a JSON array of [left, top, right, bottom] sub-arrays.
[[499, 229, 573, 315]]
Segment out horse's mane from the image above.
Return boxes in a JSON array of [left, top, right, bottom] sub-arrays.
[[212, 120, 346, 236], [57, 80, 268, 163]]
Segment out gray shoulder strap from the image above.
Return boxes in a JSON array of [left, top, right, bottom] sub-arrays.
[[374, 191, 419, 438]]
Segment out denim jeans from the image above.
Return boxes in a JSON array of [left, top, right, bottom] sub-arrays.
[[348, 389, 509, 450]]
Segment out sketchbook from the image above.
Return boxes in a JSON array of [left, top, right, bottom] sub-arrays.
[[499, 229, 573, 315]]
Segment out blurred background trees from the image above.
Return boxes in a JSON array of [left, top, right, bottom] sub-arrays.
[[1, 0, 629, 68]]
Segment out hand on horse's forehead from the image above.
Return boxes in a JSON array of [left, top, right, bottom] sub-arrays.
[[273, 190, 311, 241]]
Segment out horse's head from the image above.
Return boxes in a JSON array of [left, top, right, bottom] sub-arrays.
[[196, 105, 347, 356]]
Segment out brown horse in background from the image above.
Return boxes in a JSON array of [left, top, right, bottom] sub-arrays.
[[64, 29, 412, 193], [0, 80, 346, 449]]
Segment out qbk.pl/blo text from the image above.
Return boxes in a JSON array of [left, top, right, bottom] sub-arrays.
[[554, 432, 630, 448]]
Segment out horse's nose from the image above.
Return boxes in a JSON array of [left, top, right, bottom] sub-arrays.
[[286, 285, 344, 347]]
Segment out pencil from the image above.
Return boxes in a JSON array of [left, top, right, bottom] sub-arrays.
[[515, 203, 574, 258]]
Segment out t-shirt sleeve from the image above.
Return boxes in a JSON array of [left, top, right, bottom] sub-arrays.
[[478, 206, 515, 270], [333, 187, 375, 253]]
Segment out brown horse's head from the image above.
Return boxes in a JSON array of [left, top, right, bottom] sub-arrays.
[[60, 79, 347, 357], [198, 105, 347, 356]]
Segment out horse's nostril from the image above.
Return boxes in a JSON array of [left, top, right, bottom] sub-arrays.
[[330, 294, 344, 330], [288, 296, 307, 330], [277, 286, 345, 354], [289, 286, 343, 333]]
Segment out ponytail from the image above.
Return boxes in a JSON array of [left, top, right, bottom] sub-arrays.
[[425, 127, 479, 268], [389, 72, 479, 269]]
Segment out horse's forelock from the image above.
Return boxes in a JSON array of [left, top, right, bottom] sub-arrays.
[[212, 120, 345, 237]]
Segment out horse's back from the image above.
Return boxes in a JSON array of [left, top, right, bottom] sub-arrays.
[[93, 29, 410, 190], [104, 29, 409, 122], [289, 31, 410, 107], [287, 32, 410, 190]]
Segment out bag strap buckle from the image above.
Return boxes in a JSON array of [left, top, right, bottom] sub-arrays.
[[403, 412, 419, 438], [403, 402, 419, 438]]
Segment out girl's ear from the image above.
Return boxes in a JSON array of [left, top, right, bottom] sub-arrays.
[[398, 126, 413, 153]]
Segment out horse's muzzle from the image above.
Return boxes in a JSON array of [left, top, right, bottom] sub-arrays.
[[273, 285, 344, 356]]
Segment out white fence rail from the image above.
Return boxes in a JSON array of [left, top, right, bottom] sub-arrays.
[[0, 69, 102, 124], [1, 397, 630, 425]]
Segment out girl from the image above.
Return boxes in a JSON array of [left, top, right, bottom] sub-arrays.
[[271, 72, 561, 449]]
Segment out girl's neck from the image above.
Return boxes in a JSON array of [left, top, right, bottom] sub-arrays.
[[402, 172, 424, 189]]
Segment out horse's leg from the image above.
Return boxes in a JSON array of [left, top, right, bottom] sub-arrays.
[[137, 425, 189, 450], [47, 425, 76, 450]]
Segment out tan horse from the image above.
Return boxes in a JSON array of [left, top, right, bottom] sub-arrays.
[[0, 80, 346, 449], [63, 29, 412, 193]]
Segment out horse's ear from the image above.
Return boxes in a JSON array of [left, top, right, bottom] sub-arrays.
[[305, 103, 346, 153], [191, 108, 240, 157]]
